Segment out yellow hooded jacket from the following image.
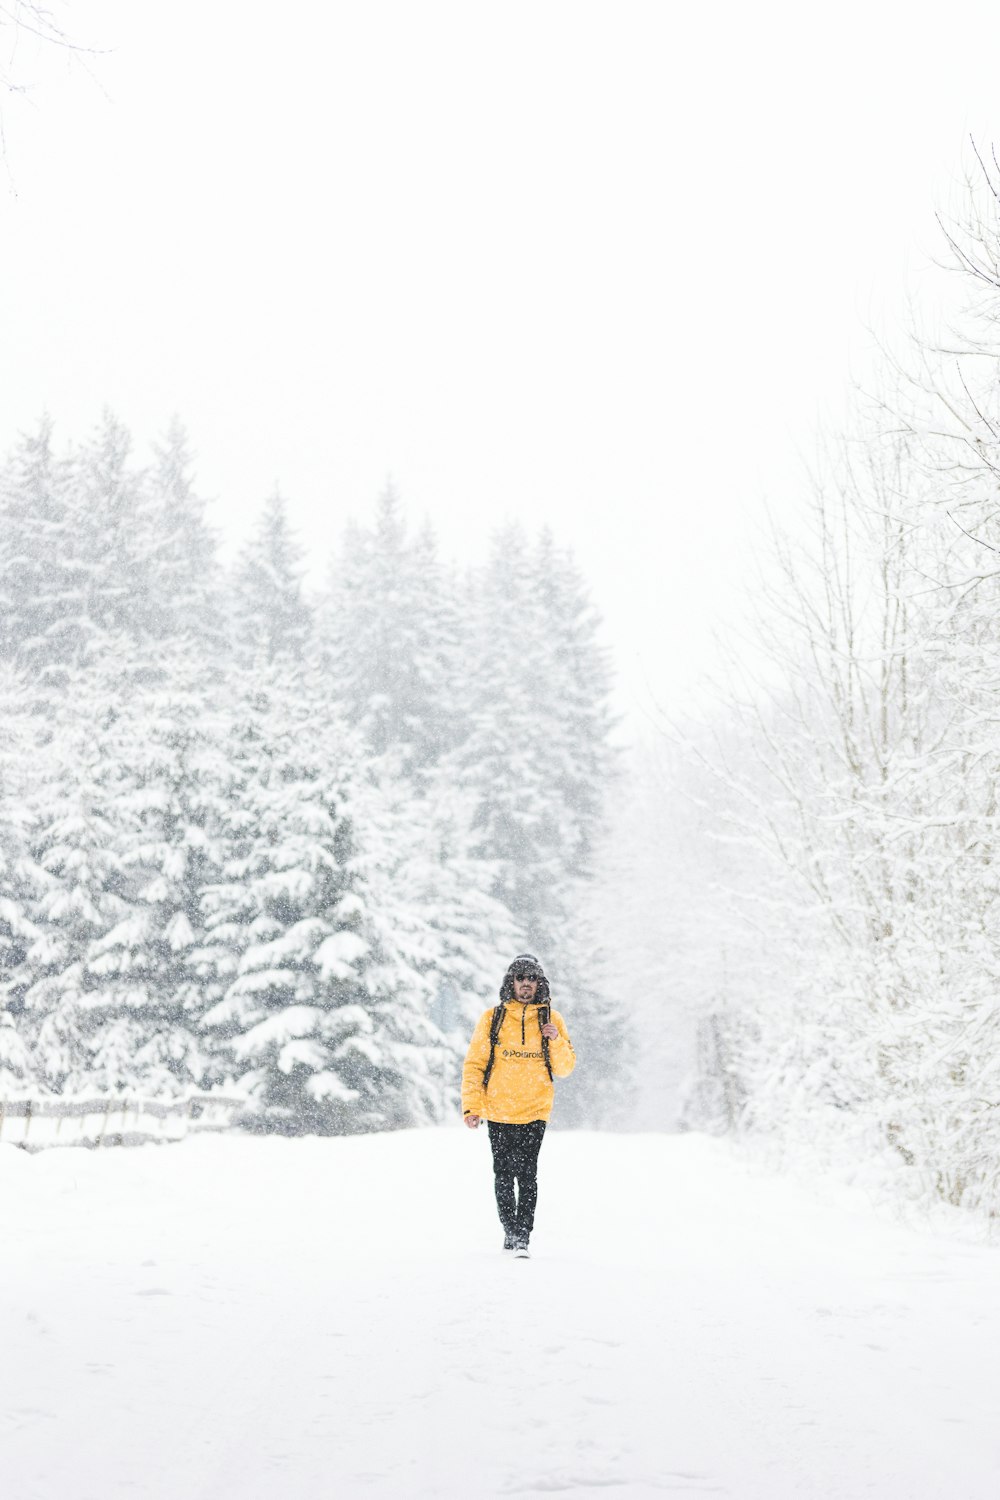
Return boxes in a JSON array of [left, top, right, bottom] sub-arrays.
[[462, 1000, 575, 1124]]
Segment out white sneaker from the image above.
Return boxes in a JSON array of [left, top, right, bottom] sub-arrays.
[[513, 1241, 530, 1259]]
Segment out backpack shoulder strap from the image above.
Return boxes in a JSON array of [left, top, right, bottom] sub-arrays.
[[482, 1004, 505, 1092], [539, 1002, 554, 1081]]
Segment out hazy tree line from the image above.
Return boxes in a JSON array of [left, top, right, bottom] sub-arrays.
[[0, 417, 616, 1132], [672, 147, 1000, 1217]]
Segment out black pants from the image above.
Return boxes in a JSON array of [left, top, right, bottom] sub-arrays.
[[487, 1120, 546, 1241]]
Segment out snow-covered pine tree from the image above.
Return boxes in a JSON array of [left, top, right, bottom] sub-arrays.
[[0, 417, 79, 675], [409, 517, 469, 768], [200, 666, 431, 1132], [530, 529, 617, 878], [82, 648, 230, 1096], [140, 418, 226, 651], [23, 680, 134, 1092], [70, 410, 159, 652], [0, 413, 224, 680], [454, 523, 560, 950], [321, 484, 466, 775], [232, 490, 312, 665]]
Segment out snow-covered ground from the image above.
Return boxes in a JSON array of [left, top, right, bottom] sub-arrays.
[[3, 1129, 998, 1499]]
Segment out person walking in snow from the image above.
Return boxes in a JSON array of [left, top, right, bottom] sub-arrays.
[[462, 954, 575, 1258]]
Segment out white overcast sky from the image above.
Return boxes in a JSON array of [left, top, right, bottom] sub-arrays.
[[2, 1, 998, 726]]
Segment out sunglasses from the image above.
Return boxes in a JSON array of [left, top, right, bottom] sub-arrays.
[[512, 972, 541, 982]]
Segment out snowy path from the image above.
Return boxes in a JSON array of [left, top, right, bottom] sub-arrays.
[[3, 1130, 999, 1499]]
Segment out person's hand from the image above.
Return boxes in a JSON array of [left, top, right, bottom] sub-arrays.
[[464, 1113, 481, 1129], [541, 1023, 558, 1040]]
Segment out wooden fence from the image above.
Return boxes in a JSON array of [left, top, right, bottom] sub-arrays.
[[0, 1093, 246, 1150]]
